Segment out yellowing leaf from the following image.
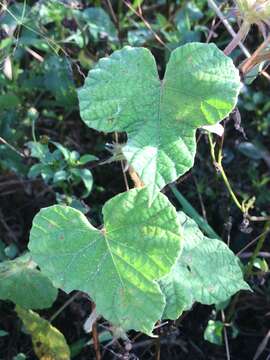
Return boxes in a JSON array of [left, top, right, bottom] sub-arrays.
[[16, 306, 70, 360]]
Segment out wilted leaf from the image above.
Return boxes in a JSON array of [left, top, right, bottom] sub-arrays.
[[16, 306, 70, 360]]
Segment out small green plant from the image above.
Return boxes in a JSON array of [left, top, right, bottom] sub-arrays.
[[27, 140, 97, 199]]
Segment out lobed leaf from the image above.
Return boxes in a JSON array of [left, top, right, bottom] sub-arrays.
[[160, 212, 250, 320], [78, 43, 241, 202], [28, 188, 182, 335]]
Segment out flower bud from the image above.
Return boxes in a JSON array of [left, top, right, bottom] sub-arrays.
[[235, 0, 270, 25]]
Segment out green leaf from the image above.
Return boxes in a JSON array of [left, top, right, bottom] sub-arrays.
[[237, 142, 264, 160], [44, 55, 77, 107], [28, 164, 45, 179], [51, 141, 71, 161], [70, 168, 93, 198], [4, 243, 18, 259], [160, 212, 250, 320], [28, 188, 182, 335], [16, 306, 70, 360], [0, 330, 9, 337], [0, 254, 57, 309], [12, 354, 26, 360], [128, 29, 153, 46], [82, 7, 118, 42], [34, 0, 69, 25], [78, 154, 99, 165], [78, 43, 241, 202], [0, 94, 20, 110], [27, 141, 50, 162], [253, 257, 269, 272], [53, 170, 68, 183], [204, 320, 224, 345]]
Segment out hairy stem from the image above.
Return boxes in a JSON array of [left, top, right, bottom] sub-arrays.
[[224, 21, 250, 56]]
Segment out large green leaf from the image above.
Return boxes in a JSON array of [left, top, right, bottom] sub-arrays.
[[28, 188, 182, 335], [160, 212, 250, 320], [78, 43, 241, 201], [0, 254, 57, 309]]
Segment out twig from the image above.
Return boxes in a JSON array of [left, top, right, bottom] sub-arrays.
[[221, 310, 231, 360], [207, 0, 250, 57], [128, 166, 144, 188], [49, 292, 80, 322], [105, 0, 118, 25], [193, 175, 207, 221], [239, 251, 270, 259], [223, 21, 250, 56], [155, 336, 161, 360], [91, 303, 101, 360], [253, 329, 270, 360], [114, 133, 129, 191], [237, 228, 270, 256], [123, 0, 170, 50], [0, 136, 25, 158]]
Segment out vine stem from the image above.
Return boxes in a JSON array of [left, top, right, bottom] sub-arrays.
[[208, 133, 270, 221], [245, 221, 270, 278], [226, 223, 270, 322], [208, 133, 243, 211]]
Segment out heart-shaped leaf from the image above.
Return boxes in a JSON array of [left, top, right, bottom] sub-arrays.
[[0, 254, 57, 309], [78, 43, 241, 202], [160, 212, 250, 320], [28, 188, 182, 335]]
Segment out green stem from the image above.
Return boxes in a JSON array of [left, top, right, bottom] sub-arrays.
[[32, 119, 37, 143], [208, 134, 243, 212], [245, 221, 270, 278], [227, 223, 270, 321]]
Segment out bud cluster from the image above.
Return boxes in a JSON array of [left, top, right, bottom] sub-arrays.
[[234, 0, 270, 28]]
